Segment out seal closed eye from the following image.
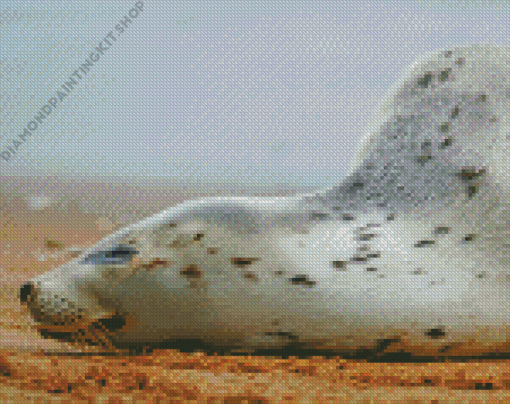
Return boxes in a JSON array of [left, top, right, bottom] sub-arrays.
[[81, 245, 139, 265]]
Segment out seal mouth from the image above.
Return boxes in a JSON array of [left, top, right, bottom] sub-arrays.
[[36, 313, 132, 350]]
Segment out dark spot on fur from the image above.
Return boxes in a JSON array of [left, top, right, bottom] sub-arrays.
[[180, 265, 201, 279], [417, 154, 432, 165], [476, 273, 486, 279], [450, 105, 460, 119], [141, 258, 169, 270], [433, 226, 450, 235], [475, 94, 487, 103], [457, 167, 486, 181], [444, 50, 452, 58], [357, 233, 376, 241], [412, 269, 424, 275], [439, 122, 451, 133], [439, 68, 451, 82], [463, 234, 476, 242], [414, 240, 435, 248], [167, 222, 178, 228], [387, 214, 395, 221], [193, 234, 204, 241], [207, 247, 218, 255], [275, 270, 284, 276], [455, 57, 464, 66], [290, 275, 316, 288], [351, 182, 364, 189], [128, 240, 136, 245], [243, 272, 258, 281], [332, 206, 341, 211], [332, 261, 347, 270], [366, 267, 378, 272], [232, 257, 259, 267], [310, 212, 329, 220], [417, 72, 433, 88], [169, 239, 185, 248], [425, 328, 446, 339], [421, 140, 432, 149], [342, 214, 355, 221], [467, 185, 478, 199], [350, 252, 380, 263], [440, 137, 453, 148]]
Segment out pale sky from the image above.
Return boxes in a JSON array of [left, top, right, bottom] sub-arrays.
[[1, 0, 508, 188]]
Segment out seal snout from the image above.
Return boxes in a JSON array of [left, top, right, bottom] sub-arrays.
[[19, 282, 36, 304]]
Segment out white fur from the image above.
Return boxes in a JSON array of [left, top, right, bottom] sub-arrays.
[[25, 45, 509, 356]]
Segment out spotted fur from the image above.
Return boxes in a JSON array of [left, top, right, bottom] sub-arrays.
[[22, 45, 509, 357]]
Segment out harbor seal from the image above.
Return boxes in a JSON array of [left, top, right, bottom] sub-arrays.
[[20, 45, 509, 358]]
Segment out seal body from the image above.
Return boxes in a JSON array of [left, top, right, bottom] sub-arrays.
[[21, 45, 509, 357]]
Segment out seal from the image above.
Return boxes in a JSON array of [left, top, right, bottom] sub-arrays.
[[21, 45, 509, 358]]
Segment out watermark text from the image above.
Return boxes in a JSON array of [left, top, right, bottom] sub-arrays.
[[1, 1, 144, 162]]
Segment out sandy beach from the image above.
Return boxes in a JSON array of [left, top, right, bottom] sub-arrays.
[[0, 176, 508, 403]]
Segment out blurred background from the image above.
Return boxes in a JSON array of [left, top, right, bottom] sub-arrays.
[[0, 0, 508, 223]]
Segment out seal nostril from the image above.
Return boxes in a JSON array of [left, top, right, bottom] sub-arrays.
[[20, 282, 34, 304]]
